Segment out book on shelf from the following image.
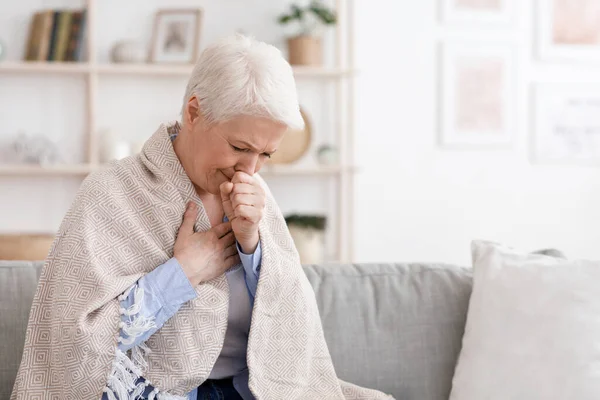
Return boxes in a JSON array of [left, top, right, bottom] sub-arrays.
[[24, 9, 87, 62]]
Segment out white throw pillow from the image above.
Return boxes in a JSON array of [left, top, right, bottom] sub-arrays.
[[449, 240, 600, 400]]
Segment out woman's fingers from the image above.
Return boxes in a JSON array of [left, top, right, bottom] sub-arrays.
[[232, 171, 254, 185], [220, 231, 236, 248], [211, 221, 232, 238], [224, 243, 237, 258], [234, 204, 261, 223], [232, 193, 255, 208], [231, 183, 255, 195], [225, 254, 241, 268], [178, 202, 198, 236]]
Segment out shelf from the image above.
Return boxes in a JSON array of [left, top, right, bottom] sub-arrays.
[[0, 164, 95, 176], [0, 62, 356, 79], [260, 164, 357, 176], [95, 63, 191, 76], [292, 66, 357, 78], [96, 64, 356, 78], [0, 163, 356, 177], [0, 62, 90, 74]]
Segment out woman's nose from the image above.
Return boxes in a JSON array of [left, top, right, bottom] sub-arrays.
[[235, 153, 259, 175]]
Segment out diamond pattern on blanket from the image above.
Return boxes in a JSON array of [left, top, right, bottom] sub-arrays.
[[11, 123, 393, 400]]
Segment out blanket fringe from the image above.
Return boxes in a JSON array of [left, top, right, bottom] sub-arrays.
[[118, 285, 157, 346], [131, 341, 151, 371], [104, 345, 186, 400], [104, 349, 142, 400], [148, 387, 188, 400], [156, 391, 187, 400], [103, 285, 185, 399], [120, 286, 146, 317]]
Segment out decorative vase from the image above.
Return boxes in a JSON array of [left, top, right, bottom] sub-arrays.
[[287, 35, 322, 66], [316, 144, 338, 165], [100, 130, 131, 163], [110, 41, 145, 63], [288, 225, 325, 264]]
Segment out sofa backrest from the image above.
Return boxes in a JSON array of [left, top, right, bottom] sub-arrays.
[[1, 261, 473, 400], [0, 261, 43, 400], [303, 263, 472, 399]]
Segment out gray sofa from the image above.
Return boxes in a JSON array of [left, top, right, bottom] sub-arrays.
[[0, 260, 473, 400]]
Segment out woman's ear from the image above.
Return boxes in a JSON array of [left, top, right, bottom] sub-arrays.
[[185, 96, 201, 126]]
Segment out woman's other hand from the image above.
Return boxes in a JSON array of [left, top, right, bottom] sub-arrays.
[[220, 171, 265, 254], [174, 202, 241, 286]]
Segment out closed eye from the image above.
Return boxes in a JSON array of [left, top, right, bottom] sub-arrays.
[[231, 144, 272, 158]]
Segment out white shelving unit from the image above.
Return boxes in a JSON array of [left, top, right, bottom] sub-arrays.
[[0, 62, 356, 77], [0, 0, 357, 262], [0, 164, 357, 177]]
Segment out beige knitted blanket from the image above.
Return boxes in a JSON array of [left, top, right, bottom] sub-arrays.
[[11, 123, 393, 400]]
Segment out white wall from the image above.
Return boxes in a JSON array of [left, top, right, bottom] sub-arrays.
[[2, 0, 600, 266], [353, 0, 600, 265]]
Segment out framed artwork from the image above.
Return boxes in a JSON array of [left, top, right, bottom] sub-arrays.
[[149, 9, 202, 64], [440, 0, 515, 25], [439, 42, 515, 148], [532, 83, 600, 165], [538, 0, 600, 62]]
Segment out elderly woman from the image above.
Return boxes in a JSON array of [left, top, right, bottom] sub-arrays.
[[11, 35, 392, 400]]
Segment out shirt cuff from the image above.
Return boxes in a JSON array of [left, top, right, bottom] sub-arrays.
[[238, 241, 261, 300], [144, 257, 197, 314], [237, 241, 262, 276]]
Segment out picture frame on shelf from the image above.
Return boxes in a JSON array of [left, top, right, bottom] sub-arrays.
[[537, 0, 600, 62], [440, 0, 515, 25], [532, 83, 600, 165], [438, 42, 516, 148], [149, 9, 202, 64]]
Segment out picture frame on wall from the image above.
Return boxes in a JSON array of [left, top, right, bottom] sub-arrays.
[[537, 0, 600, 62], [439, 42, 516, 148], [149, 9, 202, 64], [440, 0, 515, 25], [532, 83, 600, 165]]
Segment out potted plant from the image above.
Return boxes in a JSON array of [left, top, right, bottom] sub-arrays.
[[285, 214, 327, 264], [277, 1, 337, 66]]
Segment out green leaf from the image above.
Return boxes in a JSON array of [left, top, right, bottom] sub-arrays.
[[278, 14, 293, 24], [292, 5, 304, 20], [285, 214, 327, 230], [308, 2, 337, 25]]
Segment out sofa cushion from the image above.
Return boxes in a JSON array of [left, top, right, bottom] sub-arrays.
[[1, 261, 473, 400], [303, 263, 473, 400], [0, 261, 43, 399], [450, 241, 600, 400]]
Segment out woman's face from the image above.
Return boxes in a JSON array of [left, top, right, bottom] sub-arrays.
[[178, 98, 287, 195]]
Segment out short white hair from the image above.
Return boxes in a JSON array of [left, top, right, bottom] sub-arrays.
[[181, 34, 304, 130]]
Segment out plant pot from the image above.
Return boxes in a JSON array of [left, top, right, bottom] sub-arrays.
[[288, 225, 325, 264], [287, 35, 322, 66]]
